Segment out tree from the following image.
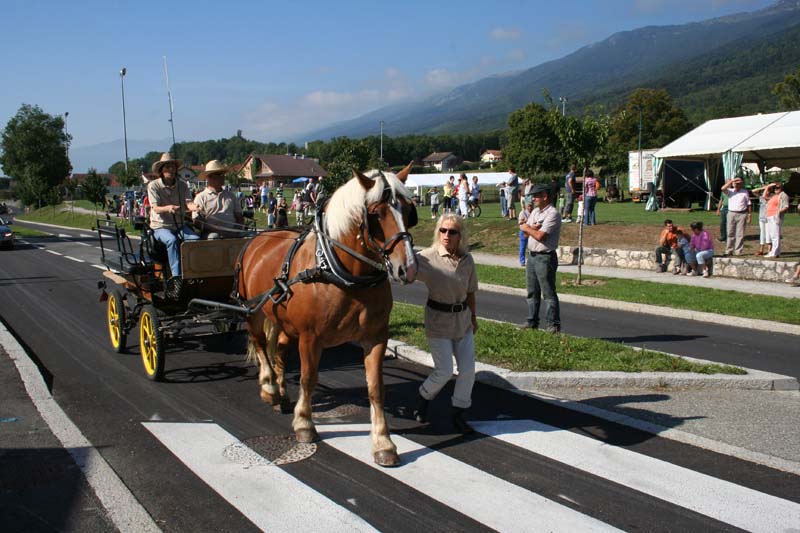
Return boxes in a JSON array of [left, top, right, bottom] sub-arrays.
[[83, 168, 108, 214], [606, 89, 691, 173], [44, 186, 61, 214], [503, 103, 567, 177], [773, 68, 800, 110], [324, 138, 374, 191], [1, 104, 71, 206]]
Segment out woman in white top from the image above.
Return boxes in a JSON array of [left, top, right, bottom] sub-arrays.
[[457, 174, 469, 218]]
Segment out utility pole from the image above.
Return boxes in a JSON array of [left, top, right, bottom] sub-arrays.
[[120, 68, 129, 174], [379, 120, 384, 161], [163, 56, 177, 155]]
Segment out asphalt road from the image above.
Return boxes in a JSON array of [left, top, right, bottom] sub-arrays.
[[1, 226, 799, 532]]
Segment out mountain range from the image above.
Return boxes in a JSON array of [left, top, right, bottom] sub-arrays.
[[300, 0, 800, 141]]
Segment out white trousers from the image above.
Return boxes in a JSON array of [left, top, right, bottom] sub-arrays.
[[420, 333, 475, 409], [767, 216, 781, 256]]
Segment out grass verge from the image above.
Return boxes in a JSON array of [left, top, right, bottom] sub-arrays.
[[389, 302, 744, 374], [475, 264, 800, 325]]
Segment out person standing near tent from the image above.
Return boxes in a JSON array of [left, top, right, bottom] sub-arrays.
[[507, 167, 520, 221], [562, 164, 576, 222], [722, 174, 751, 256], [259, 181, 269, 211], [763, 182, 789, 258]]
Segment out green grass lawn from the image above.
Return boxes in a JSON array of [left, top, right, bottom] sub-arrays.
[[19, 205, 135, 233], [475, 264, 800, 325], [389, 302, 744, 374]]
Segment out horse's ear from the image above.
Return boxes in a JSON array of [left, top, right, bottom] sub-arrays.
[[395, 161, 413, 183], [353, 169, 377, 190]]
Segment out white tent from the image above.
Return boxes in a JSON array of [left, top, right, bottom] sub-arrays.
[[408, 172, 510, 188], [649, 111, 800, 210]]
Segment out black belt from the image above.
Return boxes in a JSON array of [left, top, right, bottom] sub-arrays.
[[729, 210, 747, 213], [427, 299, 468, 313], [529, 250, 556, 256]]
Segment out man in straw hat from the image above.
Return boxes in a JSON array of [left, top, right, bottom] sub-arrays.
[[193, 160, 244, 239], [147, 153, 200, 294]]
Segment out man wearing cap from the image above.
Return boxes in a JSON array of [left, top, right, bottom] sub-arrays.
[[519, 183, 562, 333], [147, 153, 200, 287], [193, 160, 244, 239], [721, 174, 751, 256]]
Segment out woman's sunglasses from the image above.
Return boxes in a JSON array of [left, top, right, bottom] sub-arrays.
[[439, 228, 460, 236]]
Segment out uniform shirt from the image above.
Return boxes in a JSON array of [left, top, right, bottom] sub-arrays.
[[526, 203, 561, 253], [416, 245, 478, 339], [147, 178, 192, 230], [193, 187, 242, 233], [725, 187, 750, 212]]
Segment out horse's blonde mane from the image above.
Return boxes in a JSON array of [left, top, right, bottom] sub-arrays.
[[325, 170, 413, 240]]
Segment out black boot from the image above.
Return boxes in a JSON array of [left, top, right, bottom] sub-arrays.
[[413, 394, 429, 423], [452, 407, 474, 435]]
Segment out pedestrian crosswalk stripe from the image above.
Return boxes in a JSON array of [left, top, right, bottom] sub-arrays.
[[46, 250, 62, 256], [58, 233, 71, 238], [472, 419, 800, 533], [318, 424, 619, 532], [142, 422, 377, 532], [79, 233, 94, 238]]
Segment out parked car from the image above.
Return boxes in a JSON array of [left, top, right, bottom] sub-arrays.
[[0, 216, 14, 249]]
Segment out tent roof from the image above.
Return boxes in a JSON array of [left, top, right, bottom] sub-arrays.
[[653, 111, 800, 167]]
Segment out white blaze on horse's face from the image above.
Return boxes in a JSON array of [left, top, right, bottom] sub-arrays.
[[387, 195, 417, 284]]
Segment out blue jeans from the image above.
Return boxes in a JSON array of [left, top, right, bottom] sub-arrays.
[[519, 231, 527, 265], [154, 225, 200, 277], [584, 196, 597, 225], [500, 196, 508, 217], [525, 252, 560, 329]]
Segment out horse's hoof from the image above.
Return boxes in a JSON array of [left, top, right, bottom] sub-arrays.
[[374, 450, 401, 468], [295, 428, 320, 443]]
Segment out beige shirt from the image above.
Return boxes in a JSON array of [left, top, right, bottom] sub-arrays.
[[147, 178, 192, 230], [415, 245, 478, 339], [526, 204, 561, 252], [193, 188, 242, 235]]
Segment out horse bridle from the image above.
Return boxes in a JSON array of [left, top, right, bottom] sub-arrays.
[[357, 179, 416, 271]]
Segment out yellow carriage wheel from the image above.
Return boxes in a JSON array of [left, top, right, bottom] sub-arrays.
[[139, 305, 165, 381], [107, 289, 127, 353]]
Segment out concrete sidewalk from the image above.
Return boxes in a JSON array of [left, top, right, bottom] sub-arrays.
[[471, 251, 800, 299]]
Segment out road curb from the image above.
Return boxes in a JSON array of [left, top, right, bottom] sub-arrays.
[[386, 339, 799, 392], [479, 282, 800, 337], [0, 322, 161, 533]]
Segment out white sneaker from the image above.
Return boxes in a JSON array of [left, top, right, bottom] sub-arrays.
[[702, 271, 709, 278], [685, 272, 694, 276]]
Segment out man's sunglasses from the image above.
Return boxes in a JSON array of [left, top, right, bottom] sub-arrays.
[[439, 228, 460, 236]]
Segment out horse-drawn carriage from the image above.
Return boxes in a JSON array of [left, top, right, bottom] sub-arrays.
[[96, 215, 256, 381], [97, 165, 420, 466]]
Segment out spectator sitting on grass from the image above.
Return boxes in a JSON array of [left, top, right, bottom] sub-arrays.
[[688, 221, 714, 278], [654, 219, 679, 273]]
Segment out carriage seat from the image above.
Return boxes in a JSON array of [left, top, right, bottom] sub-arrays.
[[180, 238, 250, 280]]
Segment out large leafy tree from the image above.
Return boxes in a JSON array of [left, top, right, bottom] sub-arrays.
[[504, 103, 567, 177], [773, 68, 800, 110], [324, 137, 374, 191], [606, 89, 691, 172], [1, 104, 72, 207]]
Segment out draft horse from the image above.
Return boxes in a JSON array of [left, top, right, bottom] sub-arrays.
[[238, 164, 418, 467]]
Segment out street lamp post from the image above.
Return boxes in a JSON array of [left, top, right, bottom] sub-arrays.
[[64, 111, 70, 164], [379, 120, 384, 161], [559, 96, 568, 117], [120, 68, 129, 175]]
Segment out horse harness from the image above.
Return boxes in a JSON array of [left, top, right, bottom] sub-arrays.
[[231, 185, 416, 313]]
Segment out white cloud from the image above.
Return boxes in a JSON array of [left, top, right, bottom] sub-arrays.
[[508, 49, 525, 61], [490, 27, 521, 40], [425, 68, 463, 88], [385, 67, 403, 79]]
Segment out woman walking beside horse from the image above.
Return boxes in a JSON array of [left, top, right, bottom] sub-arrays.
[[412, 213, 478, 434]]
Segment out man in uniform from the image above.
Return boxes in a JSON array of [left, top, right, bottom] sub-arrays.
[[193, 160, 244, 239], [147, 152, 200, 294], [519, 183, 562, 333]]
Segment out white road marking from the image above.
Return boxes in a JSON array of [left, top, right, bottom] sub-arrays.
[[143, 422, 377, 532], [79, 233, 94, 238], [318, 424, 618, 532], [65, 256, 85, 263], [57, 233, 72, 238], [92, 264, 107, 271], [76, 242, 91, 246], [473, 419, 800, 533], [46, 250, 63, 256], [0, 323, 160, 533]]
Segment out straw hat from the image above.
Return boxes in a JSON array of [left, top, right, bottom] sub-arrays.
[[199, 160, 228, 179], [151, 152, 183, 174]]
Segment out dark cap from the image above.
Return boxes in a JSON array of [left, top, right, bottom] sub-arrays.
[[531, 183, 550, 196]]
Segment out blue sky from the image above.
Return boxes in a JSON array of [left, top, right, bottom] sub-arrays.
[[0, 0, 773, 150]]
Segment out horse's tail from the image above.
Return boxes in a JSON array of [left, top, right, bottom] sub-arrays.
[[246, 318, 280, 366]]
